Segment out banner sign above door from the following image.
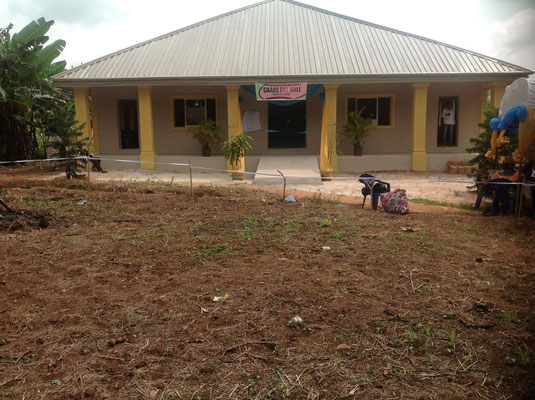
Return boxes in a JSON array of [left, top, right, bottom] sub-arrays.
[[255, 82, 307, 101]]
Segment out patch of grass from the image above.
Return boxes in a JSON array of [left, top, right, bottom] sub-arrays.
[[519, 344, 532, 365], [423, 325, 434, 340], [283, 222, 299, 233], [318, 219, 331, 227], [446, 329, 456, 354], [262, 217, 279, 229], [496, 308, 518, 323], [205, 243, 228, 256], [411, 197, 474, 210], [417, 234, 431, 247], [406, 328, 416, 343], [135, 229, 163, 238], [238, 217, 259, 241], [329, 230, 346, 241]]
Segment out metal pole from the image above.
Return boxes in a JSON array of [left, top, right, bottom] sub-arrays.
[[189, 159, 193, 196], [277, 170, 286, 199], [86, 156, 91, 189]]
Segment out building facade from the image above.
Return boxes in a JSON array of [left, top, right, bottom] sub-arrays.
[[54, 0, 532, 174]]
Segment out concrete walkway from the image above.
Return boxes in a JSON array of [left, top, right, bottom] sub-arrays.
[[253, 155, 322, 185], [82, 168, 477, 205]]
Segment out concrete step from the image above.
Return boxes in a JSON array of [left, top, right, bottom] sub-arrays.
[[253, 155, 322, 186]]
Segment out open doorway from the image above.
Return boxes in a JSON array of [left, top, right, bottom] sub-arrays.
[[437, 97, 459, 147], [268, 102, 307, 149]]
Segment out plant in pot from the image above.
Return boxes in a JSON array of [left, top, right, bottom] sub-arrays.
[[221, 133, 252, 180], [186, 119, 222, 156], [341, 109, 374, 156]]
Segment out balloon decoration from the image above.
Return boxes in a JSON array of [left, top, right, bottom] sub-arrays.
[[486, 78, 535, 162]]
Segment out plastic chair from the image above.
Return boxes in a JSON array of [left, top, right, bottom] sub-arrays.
[[359, 173, 390, 210], [489, 178, 516, 216], [474, 181, 493, 210]]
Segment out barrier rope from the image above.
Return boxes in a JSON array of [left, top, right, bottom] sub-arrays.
[[0, 156, 533, 187]]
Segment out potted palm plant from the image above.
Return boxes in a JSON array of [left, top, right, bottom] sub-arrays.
[[221, 133, 252, 180], [186, 119, 222, 156], [341, 109, 374, 156]]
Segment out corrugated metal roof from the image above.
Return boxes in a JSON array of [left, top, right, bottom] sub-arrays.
[[53, 0, 531, 84]]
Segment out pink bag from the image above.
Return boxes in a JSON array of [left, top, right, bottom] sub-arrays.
[[380, 188, 409, 214]]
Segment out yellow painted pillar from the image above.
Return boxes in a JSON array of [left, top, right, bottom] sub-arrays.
[[138, 86, 156, 170], [320, 84, 339, 176], [225, 85, 244, 173], [411, 83, 430, 171], [490, 81, 508, 110], [73, 88, 91, 146], [91, 91, 100, 155]]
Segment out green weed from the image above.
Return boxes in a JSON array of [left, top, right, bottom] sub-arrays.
[[519, 344, 532, 365], [329, 231, 346, 241], [319, 219, 331, 227], [417, 234, 431, 246], [496, 308, 518, 322], [411, 198, 474, 210], [407, 328, 416, 343], [238, 217, 259, 241], [447, 329, 456, 354], [205, 243, 228, 255]]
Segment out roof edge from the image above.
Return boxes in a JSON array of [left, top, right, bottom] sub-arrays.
[[53, 71, 533, 88]]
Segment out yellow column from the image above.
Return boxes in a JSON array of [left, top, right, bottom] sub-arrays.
[[490, 81, 508, 110], [225, 85, 244, 173], [138, 86, 156, 170], [73, 88, 91, 146], [320, 84, 339, 176], [91, 91, 100, 154], [411, 83, 430, 171]]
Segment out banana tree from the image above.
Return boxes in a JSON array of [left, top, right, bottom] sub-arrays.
[[0, 18, 66, 161]]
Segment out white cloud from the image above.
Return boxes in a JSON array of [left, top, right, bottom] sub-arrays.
[[488, 8, 535, 69], [6, 0, 124, 26]]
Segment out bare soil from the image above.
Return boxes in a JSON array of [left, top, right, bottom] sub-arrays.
[[0, 172, 534, 400]]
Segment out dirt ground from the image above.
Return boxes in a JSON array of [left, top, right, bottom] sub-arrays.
[[0, 163, 481, 206], [0, 169, 534, 399]]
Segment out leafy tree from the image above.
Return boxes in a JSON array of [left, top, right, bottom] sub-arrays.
[[466, 105, 518, 169], [0, 18, 67, 161]]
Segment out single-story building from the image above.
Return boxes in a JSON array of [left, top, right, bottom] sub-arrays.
[[53, 0, 533, 175]]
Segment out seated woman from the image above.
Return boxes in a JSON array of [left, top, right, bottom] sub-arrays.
[[492, 159, 520, 182], [484, 159, 520, 216]]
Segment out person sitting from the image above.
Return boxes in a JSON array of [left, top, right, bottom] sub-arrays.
[[484, 159, 519, 216], [89, 154, 107, 173], [492, 158, 520, 182]]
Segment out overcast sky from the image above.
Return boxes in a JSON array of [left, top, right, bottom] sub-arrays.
[[2, 0, 534, 71]]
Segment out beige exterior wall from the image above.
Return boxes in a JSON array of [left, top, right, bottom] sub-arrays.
[[152, 86, 228, 155], [337, 83, 413, 155], [95, 85, 228, 156], [94, 81, 484, 171]]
